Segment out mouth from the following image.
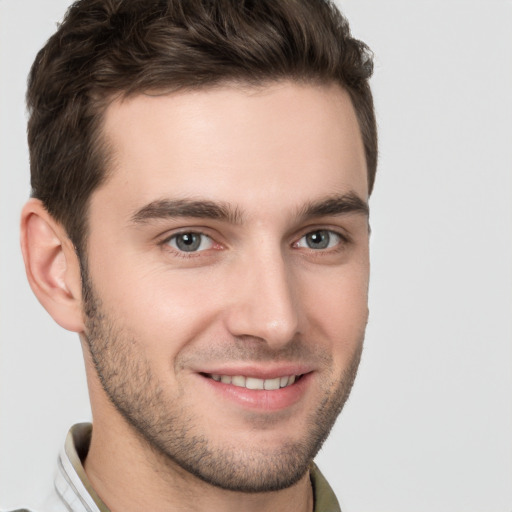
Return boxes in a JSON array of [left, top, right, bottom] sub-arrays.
[[199, 370, 312, 411], [204, 373, 302, 390]]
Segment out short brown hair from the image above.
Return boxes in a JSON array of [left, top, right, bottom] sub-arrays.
[[27, 0, 377, 254]]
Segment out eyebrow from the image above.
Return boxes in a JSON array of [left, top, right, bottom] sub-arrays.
[[130, 192, 368, 226], [297, 192, 369, 220], [130, 199, 243, 224]]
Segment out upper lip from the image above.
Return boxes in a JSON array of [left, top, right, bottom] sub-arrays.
[[196, 364, 313, 380]]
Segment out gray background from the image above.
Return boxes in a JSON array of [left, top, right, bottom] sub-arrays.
[[1, 1, 511, 510]]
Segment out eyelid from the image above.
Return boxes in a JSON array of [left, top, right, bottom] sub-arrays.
[[158, 226, 215, 244], [159, 228, 224, 257], [293, 226, 351, 246], [294, 230, 340, 249], [167, 232, 213, 252]]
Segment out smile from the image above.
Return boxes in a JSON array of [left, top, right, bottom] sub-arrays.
[[207, 374, 300, 390]]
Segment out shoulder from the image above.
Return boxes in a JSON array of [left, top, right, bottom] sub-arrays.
[[1, 503, 65, 512], [310, 463, 342, 512], [1, 509, 38, 512], [1, 499, 69, 512], [1, 488, 70, 512]]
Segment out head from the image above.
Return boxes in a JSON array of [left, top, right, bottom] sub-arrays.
[[22, 0, 377, 496]]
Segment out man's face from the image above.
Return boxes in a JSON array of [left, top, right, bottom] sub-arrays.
[[82, 81, 370, 492]]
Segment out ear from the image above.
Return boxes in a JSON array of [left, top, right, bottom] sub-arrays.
[[20, 198, 85, 332]]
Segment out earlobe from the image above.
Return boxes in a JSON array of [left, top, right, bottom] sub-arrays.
[[20, 198, 85, 333]]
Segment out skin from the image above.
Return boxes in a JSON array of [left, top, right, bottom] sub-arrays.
[[21, 81, 369, 512]]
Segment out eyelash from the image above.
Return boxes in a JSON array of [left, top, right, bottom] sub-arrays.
[[160, 228, 351, 258], [294, 229, 350, 251], [161, 231, 218, 259]]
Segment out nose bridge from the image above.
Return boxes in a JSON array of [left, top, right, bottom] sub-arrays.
[[226, 239, 300, 347]]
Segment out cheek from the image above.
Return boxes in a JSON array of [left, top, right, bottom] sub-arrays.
[[300, 261, 369, 357], [90, 258, 227, 363]]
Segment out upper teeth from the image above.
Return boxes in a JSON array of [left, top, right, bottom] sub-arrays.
[[209, 374, 297, 390]]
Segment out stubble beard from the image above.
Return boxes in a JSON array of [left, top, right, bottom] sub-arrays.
[[82, 275, 364, 493]]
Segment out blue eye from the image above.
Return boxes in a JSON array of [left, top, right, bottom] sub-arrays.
[[296, 230, 342, 250], [167, 232, 213, 252]]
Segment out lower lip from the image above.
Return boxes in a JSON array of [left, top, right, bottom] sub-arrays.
[[199, 373, 312, 412]]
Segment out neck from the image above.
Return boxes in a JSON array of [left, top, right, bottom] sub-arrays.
[[84, 415, 314, 512]]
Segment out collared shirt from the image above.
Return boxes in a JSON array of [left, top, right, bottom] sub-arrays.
[[9, 423, 341, 512]]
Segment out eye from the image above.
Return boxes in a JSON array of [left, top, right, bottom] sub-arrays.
[[166, 232, 213, 252], [295, 229, 342, 250]]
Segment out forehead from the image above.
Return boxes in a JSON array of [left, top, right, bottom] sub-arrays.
[[95, 81, 368, 217]]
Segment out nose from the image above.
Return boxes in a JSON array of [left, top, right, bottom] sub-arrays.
[[224, 247, 300, 349]]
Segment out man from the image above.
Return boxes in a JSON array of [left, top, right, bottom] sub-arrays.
[[17, 0, 377, 510]]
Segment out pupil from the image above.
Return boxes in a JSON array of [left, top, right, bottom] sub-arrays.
[[307, 230, 329, 249]]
